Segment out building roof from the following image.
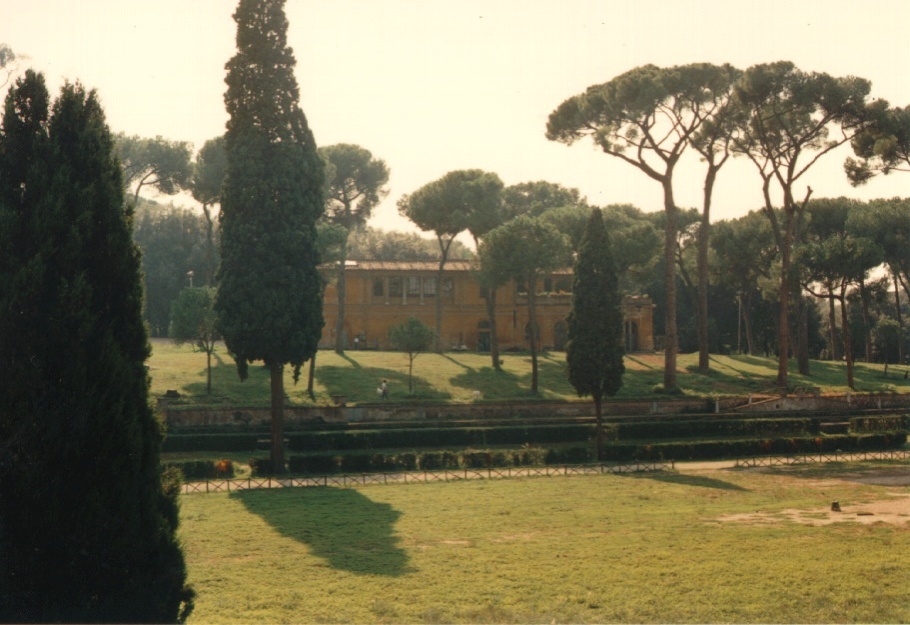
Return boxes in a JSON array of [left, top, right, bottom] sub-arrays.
[[342, 259, 477, 272], [337, 259, 572, 275]]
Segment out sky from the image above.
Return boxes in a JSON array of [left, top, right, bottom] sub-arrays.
[[4, 0, 910, 237]]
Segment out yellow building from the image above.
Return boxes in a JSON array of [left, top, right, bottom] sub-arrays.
[[320, 260, 654, 352]]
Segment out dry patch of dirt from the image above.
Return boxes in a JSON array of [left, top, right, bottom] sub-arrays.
[[716, 492, 910, 527], [708, 465, 910, 527]]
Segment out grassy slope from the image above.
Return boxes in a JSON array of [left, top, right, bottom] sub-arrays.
[[179, 462, 910, 624], [149, 338, 910, 407]]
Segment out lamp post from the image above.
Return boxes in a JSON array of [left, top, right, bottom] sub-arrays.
[[187, 270, 194, 288]]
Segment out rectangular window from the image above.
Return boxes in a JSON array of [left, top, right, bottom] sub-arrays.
[[407, 276, 421, 296], [389, 276, 403, 298], [440, 277, 454, 299], [372, 278, 384, 297], [423, 277, 437, 296]]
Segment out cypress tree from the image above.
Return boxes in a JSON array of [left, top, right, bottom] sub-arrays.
[[566, 208, 625, 461], [0, 72, 193, 622], [217, 0, 325, 472]]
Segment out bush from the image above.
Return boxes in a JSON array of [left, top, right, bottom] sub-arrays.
[[162, 459, 235, 480], [849, 415, 909, 434]]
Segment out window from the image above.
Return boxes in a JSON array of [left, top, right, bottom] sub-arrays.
[[389, 276, 403, 298], [407, 276, 421, 296], [423, 277, 436, 296], [372, 278, 384, 297], [441, 277, 453, 299]]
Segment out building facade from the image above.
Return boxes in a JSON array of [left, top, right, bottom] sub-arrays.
[[320, 260, 654, 352]]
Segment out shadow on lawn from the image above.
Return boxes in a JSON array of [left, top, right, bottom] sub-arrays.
[[623, 472, 749, 491], [316, 366, 452, 402], [231, 487, 414, 576]]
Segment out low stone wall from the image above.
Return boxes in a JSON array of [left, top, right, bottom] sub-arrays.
[[159, 392, 910, 432]]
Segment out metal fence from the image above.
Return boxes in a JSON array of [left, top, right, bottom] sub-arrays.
[[181, 460, 675, 494], [733, 449, 910, 468]]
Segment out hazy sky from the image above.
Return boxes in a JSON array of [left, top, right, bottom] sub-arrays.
[[5, 0, 910, 235]]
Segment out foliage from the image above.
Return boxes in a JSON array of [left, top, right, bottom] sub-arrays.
[[399, 169, 503, 350], [319, 143, 390, 353], [0, 72, 192, 623], [217, 0, 325, 470], [501, 180, 583, 220], [846, 103, 910, 184], [169, 286, 219, 395], [346, 225, 473, 261], [480, 215, 570, 392], [566, 209, 624, 458], [114, 132, 193, 204], [133, 200, 216, 336], [731, 61, 878, 389], [547, 63, 739, 390], [388, 316, 436, 393]]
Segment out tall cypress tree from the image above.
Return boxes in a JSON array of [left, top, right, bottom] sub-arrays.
[[217, 0, 325, 472], [566, 208, 625, 461], [0, 72, 193, 622]]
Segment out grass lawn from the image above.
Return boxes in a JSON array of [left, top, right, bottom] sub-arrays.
[[149, 339, 910, 407], [179, 461, 910, 623]]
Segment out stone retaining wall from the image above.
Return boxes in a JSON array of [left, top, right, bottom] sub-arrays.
[[159, 392, 910, 431]]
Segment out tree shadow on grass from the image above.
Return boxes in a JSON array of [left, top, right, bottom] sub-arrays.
[[316, 366, 452, 402], [450, 365, 526, 400], [622, 472, 749, 491], [231, 487, 414, 576]]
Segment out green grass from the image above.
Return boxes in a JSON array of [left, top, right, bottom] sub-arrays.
[[149, 338, 910, 407], [179, 461, 910, 623]]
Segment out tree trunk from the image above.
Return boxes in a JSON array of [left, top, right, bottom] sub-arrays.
[[743, 293, 756, 355], [201, 202, 216, 286], [827, 292, 839, 360], [269, 361, 286, 473], [696, 166, 717, 373], [206, 348, 212, 395], [662, 186, 679, 390], [307, 352, 316, 401], [776, 210, 795, 393], [593, 393, 604, 462], [796, 290, 809, 375], [528, 275, 539, 393], [839, 291, 855, 390], [859, 278, 873, 363], [334, 251, 347, 354], [894, 272, 904, 365], [484, 287, 500, 370]]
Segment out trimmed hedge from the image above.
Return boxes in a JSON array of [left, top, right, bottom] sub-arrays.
[[164, 415, 908, 456], [163, 459, 235, 480], [266, 433, 908, 476], [606, 433, 907, 462], [285, 447, 557, 475], [286, 424, 595, 452], [850, 414, 910, 433], [608, 417, 819, 441], [161, 433, 259, 453]]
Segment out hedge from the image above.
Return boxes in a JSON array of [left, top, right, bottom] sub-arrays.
[[164, 416, 908, 454], [261, 433, 908, 476], [608, 417, 820, 441], [849, 414, 910, 433], [162, 459, 235, 480]]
